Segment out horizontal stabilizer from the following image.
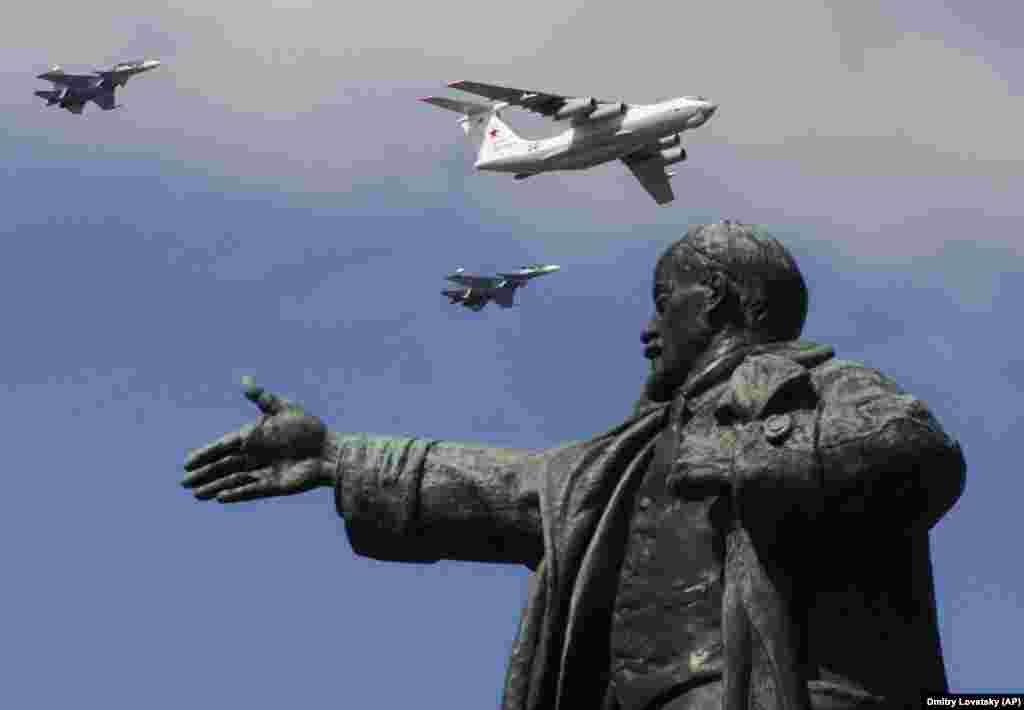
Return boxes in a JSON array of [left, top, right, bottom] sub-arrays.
[[420, 96, 493, 116]]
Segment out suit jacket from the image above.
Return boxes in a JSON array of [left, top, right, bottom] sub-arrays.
[[332, 340, 966, 710]]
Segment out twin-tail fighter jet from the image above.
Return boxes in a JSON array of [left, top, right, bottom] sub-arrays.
[[442, 264, 561, 311], [421, 80, 717, 206], [35, 59, 161, 114]]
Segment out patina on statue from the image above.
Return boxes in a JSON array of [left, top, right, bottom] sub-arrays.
[[182, 221, 966, 710]]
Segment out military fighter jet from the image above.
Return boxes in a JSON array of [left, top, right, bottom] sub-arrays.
[[420, 80, 717, 205], [442, 264, 560, 311], [35, 59, 161, 114]]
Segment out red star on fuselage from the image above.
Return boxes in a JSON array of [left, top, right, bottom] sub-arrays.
[[489, 128, 499, 139]]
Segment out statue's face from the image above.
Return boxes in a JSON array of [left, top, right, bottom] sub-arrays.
[[642, 255, 715, 402]]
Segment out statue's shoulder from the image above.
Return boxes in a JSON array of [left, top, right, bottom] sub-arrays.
[[809, 357, 905, 401], [728, 344, 964, 524], [737, 340, 910, 407], [722, 341, 939, 435], [806, 356, 954, 453], [718, 341, 833, 421]]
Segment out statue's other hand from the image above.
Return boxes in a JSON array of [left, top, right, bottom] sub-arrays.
[[181, 378, 330, 503]]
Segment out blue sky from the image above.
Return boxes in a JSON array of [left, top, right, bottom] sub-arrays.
[[2, 1, 1022, 706]]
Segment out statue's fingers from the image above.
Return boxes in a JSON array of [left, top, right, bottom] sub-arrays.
[[181, 454, 252, 489], [216, 474, 278, 504], [192, 472, 255, 501], [243, 379, 291, 416], [183, 424, 254, 472]]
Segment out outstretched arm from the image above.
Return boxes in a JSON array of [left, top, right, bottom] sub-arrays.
[[182, 380, 557, 569], [327, 434, 551, 568]]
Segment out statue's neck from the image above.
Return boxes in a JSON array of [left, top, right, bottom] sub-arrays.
[[681, 329, 761, 398]]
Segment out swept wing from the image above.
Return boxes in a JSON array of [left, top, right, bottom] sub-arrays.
[[39, 72, 99, 89], [446, 272, 504, 289], [420, 96, 492, 115], [621, 153, 675, 206], [448, 80, 614, 120]]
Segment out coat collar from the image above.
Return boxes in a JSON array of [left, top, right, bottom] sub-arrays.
[[680, 340, 835, 420]]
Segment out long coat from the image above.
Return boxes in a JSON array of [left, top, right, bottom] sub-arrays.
[[333, 341, 966, 709]]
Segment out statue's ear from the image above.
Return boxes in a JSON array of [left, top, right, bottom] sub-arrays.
[[747, 299, 768, 330], [704, 270, 728, 313]]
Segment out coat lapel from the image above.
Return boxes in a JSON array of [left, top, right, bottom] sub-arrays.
[[555, 408, 667, 709]]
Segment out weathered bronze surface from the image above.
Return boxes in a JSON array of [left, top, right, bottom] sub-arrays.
[[182, 221, 966, 710]]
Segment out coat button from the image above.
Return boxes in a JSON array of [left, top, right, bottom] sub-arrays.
[[763, 413, 793, 444], [638, 496, 652, 510]]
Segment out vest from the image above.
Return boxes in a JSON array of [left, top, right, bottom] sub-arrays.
[[609, 389, 732, 710]]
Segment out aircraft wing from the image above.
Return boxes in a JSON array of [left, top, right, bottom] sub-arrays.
[[91, 89, 117, 110], [448, 80, 612, 119], [420, 96, 493, 115], [446, 273, 502, 288], [42, 73, 99, 89], [621, 154, 675, 206]]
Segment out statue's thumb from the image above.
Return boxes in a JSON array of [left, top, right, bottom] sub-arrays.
[[241, 375, 263, 403], [241, 376, 294, 416]]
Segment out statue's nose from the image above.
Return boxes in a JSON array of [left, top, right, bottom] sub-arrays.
[[641, 327, 658, 344]]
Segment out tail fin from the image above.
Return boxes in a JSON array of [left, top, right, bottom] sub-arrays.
[[421, 96, 526, 165]]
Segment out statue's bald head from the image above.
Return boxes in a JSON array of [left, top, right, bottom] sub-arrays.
[[656, 220, 808, 342]]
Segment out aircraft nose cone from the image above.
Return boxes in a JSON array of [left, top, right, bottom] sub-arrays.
[[704, 103, 717, 117]]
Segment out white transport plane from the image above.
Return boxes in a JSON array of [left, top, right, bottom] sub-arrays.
[[421, 80, 717, 206]]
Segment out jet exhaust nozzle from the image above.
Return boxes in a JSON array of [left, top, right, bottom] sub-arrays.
[[659, 146, 687, 165], [34, 89, 63, 105]]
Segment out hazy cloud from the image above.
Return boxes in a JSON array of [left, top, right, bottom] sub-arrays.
[[5, 1, 1022, 196]]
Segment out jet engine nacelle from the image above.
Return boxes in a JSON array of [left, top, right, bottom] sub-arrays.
[[585, 102, 627, 122], [554, 97, 597, 121], [659, 134, 681, 148], [659, 146, 687, 165]]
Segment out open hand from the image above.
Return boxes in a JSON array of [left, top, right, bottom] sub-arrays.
[[181, 378, 330, 503]]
